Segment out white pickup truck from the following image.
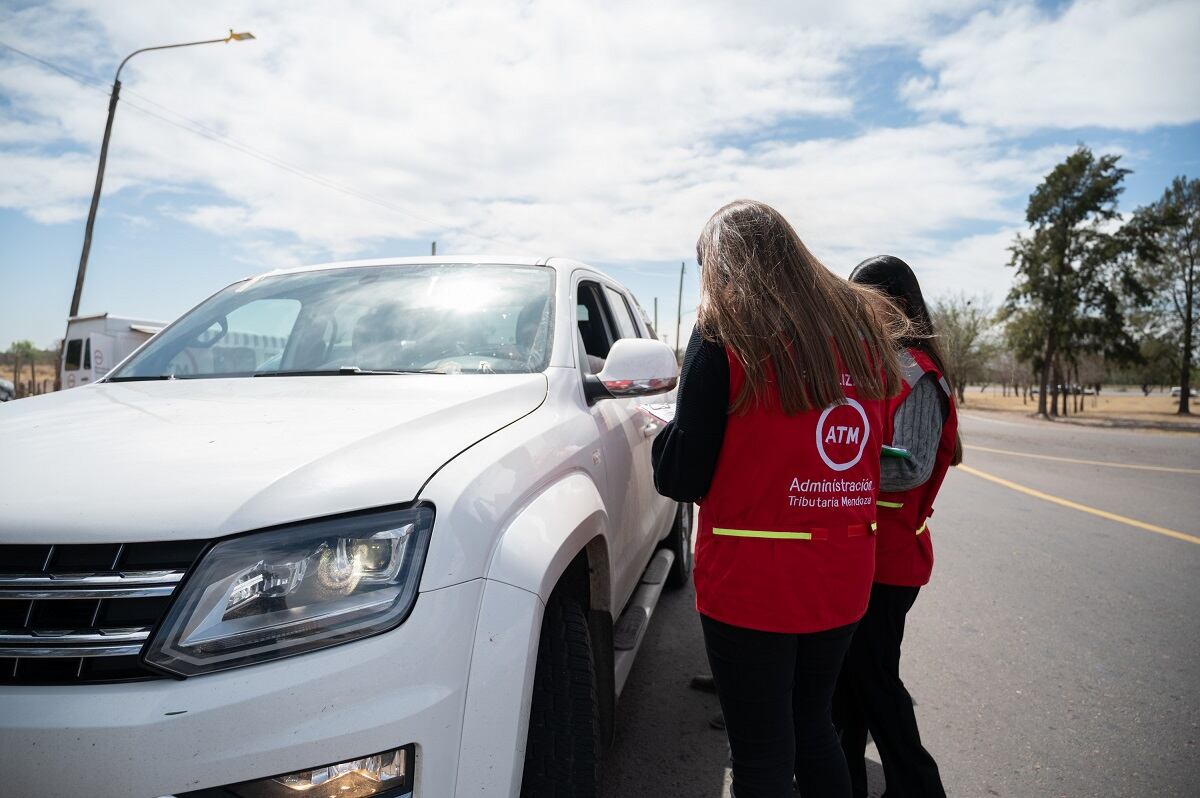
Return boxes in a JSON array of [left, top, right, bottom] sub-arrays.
[[0, 257, 693, 798]]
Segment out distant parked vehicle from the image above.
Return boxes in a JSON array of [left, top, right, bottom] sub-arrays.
[[59, 313, 164, 389], [1169, 386, 1198, 398], [1031, 384, 1094, 396], [0, 378, 13, 402]]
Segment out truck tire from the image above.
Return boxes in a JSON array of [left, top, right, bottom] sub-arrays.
[[662, 501, 693, 589], [520, 593, 600, 798]]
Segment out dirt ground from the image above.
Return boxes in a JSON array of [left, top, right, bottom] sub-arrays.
[[960, 385, 1200, 431], [3, 363, 57, 395]]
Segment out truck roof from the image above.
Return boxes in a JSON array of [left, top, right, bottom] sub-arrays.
[[66, 313, 166, 328], [259, 255, 606, 280]]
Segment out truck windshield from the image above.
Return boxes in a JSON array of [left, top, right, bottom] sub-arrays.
[[110, 264, 555, 380]]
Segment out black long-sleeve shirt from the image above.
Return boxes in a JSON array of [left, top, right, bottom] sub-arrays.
[[650, 326, 949, 502], [651, 326, 728, 502]]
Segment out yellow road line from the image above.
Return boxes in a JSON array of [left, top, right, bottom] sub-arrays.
[[964, 444, 1200, 475], [956, 464, 1200, 545]]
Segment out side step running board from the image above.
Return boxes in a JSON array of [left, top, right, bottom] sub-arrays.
[[613, 548, 674, 697]]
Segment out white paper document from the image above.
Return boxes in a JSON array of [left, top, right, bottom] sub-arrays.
[[639, 402, 676, 424]]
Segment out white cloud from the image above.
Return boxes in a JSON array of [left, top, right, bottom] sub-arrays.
[[0, 0, 1187, 316], [903, 0, 1200, 131], [0, 1, 1000, 256], [910, 227, 1025, 304], [0, 150, 117, 223]]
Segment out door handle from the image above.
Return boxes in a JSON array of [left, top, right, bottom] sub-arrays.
[[642, 422, 659, 438]]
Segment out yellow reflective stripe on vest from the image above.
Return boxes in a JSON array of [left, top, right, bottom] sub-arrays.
[[876, 500, 905, 509], [915, 522, 928, 535], [712, 527, 813, 541]]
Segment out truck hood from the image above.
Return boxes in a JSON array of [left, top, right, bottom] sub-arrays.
[[0, 375, 546, 543]]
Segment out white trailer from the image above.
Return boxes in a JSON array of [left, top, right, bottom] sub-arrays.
[[59, 313, 164, 389]]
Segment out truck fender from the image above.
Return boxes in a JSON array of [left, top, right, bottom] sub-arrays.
[[455, 578, 543, 797], [456, 472, 612, 795], [484, 470, 610, 608]]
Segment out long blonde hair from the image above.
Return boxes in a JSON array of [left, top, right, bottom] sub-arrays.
[[696, 199, 908, 414]]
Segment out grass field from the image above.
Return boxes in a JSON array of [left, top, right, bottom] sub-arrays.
[[4, 363, 57, 395], [960, 385, 1200, 430]]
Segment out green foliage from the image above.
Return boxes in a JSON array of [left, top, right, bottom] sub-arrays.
[[1005, 146, 1141, 414], [5, 340, 38, 385], [930, 294, 995, 401], [1138, 335, 1178, 386], [1130, 175, 1198, 412], [6, 340, 36, 359]]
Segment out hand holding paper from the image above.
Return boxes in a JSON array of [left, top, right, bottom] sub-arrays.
[[640, 403, 676, 424]]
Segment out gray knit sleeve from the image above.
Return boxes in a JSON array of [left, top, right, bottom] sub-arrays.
[[881, 374, 949, 492]]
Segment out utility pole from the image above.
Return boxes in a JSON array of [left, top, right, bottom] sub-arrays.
[[653, 297, 658, 337], [68, 30, 255, 322], [62, 30, 254, 391], [675, 260, 685, 360], [431, 241, 437, 256]]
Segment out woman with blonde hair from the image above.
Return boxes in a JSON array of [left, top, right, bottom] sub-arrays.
[[653, 200, 907, 797]]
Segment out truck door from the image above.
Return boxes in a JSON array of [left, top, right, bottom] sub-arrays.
[[79, 336, 93, 384], [61, 337, 83, 388], [576, 279, 657, 609], [90, 333, 115, 380], [599, 284, 674, 560]]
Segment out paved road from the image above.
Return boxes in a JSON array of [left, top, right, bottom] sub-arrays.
[[603, 413, 1200, 797]]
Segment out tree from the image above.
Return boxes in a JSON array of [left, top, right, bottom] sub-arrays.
[[931, 294, 994, 403], [6, 340, 36, 394], [984, 344, 1027, 398], [1135, 335, 1178, 388], [1131, 176, 1199, 414], [1006, 146, 1138, 417], [1000, 307, 1046, 402]]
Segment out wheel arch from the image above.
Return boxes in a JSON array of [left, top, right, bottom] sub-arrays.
[[485, 470, 613, 611], [483, 470, 617, 752]]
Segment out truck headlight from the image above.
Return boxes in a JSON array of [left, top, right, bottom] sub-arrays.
[[144, 505, 434, 676]]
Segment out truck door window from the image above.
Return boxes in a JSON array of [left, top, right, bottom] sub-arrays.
[[577, 282, 616, 373], [629, 294, 658, 340], [602, 286, 641, 340], [83, 338, 91, 370], [64, 339, 82, 371]]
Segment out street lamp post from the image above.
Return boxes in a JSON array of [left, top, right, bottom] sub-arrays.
[[67, 29, 255, 322]]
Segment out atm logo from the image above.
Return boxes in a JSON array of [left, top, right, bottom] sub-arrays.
[[815, 399, 870, 472], [824, 425, 861, 445]]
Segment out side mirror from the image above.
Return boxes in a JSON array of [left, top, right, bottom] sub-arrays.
[[589, 338, 678, 402]]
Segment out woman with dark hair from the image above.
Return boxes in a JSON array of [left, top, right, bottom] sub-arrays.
[[835, 254, 961, 798], [652, 201, 909, 797]]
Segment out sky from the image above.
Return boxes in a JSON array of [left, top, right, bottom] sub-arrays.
[[1, 0, 1198, 351]]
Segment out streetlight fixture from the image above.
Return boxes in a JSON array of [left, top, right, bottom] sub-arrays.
[[66, 29, 255, 322]]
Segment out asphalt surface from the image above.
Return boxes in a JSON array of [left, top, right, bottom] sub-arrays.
[[602, 412, 1200, 797]]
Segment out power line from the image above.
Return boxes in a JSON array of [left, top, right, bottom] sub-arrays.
[[0, 41, 107, 88], [0, 40, 526, 251]]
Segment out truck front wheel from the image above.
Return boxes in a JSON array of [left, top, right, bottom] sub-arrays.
[[520, 593, 601, 797]]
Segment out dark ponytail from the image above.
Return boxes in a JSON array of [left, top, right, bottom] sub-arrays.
[[850, 255, 963, 465]]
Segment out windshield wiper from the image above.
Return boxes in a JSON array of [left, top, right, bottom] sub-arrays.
[[106, 375, 176, 382], [253, 367, 435, 377]]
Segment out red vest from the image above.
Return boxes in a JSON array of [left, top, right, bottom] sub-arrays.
[[694, 348, 890, 634], [873, 347, 958, 587]]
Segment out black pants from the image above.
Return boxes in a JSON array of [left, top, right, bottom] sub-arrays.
[[701, 614, 857, 798], [833, 583, 946, 798]]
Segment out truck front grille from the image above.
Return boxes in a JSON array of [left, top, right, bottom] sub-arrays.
[[0, 541, 206, 684]]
